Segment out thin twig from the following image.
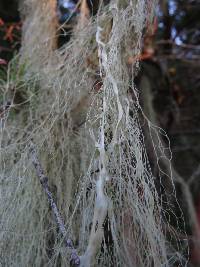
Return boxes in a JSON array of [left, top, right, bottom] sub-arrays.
[[29, 143, 80, 266], [0, 100, 11, 118], [157, 39, 200, 50], [188, 164, 200, 186]]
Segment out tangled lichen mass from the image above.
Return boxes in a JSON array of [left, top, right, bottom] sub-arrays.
[[0, 0, 188, 266]]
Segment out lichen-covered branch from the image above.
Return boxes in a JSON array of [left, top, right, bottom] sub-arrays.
[[29, 143, 80, 266]]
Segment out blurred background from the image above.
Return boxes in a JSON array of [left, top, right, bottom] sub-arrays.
[[0, 0, 200, 265]]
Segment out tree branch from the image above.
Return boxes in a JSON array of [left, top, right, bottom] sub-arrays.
[[29, 143, 80, 266]]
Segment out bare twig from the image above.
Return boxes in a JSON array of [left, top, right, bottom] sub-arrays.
[[29, 143, 80, 266]]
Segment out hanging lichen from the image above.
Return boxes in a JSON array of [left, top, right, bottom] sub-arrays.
[[0, 0, 188, 266]]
